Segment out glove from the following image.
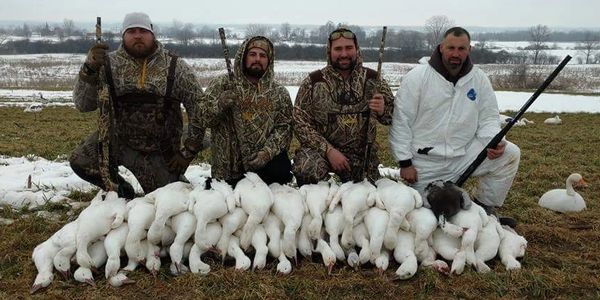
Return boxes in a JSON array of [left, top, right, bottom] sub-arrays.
[[246, 150, 271, 171], [218, 89, 237, 111], [167, 149, 196, 174], [84, 43, 108, 73]]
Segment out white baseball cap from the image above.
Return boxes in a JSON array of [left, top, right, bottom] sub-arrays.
[[122, 12, 154, 35]]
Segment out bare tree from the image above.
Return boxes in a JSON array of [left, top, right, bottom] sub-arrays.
[[528, 24, 551, 64], [280, 23, 291, 41], [576, 31, 600, 64], [425, 15, 454, 51], [245, 24, 269, 38], [63, 19, 76, 36]]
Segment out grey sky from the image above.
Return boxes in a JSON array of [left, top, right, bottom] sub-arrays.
[[1, 0, 597, 28]]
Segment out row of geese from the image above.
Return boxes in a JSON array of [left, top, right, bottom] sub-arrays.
[[499, 114, 563, 126], [31, 173, 528, 294]]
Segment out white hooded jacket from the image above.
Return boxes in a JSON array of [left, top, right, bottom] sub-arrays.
[[390, 63, 500, 162]]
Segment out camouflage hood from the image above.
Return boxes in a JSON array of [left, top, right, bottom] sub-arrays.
[[233, 36, 275, 85]]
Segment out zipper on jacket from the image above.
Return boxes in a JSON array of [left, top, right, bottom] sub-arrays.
[[138, 59, 148, 89]]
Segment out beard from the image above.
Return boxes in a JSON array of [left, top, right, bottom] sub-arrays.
[[244, 64, 266, 78], [125, 41, 155, 59], [331, 57, 357, 71], [443, 57, 464, 70]]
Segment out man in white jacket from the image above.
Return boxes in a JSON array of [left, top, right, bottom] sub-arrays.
[[389, 27, 520, 227]]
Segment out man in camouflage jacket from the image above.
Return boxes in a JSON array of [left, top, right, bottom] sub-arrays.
[[200, 36, 293, 185], [70, 12, 205, 197], [293, 28, 394, 185]]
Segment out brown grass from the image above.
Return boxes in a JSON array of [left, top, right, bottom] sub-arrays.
[[1, 107, 600, 299]]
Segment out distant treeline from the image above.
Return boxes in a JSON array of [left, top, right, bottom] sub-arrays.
[[0, 39, 520, 64]]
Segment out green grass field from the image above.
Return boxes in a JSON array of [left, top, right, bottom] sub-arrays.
[[1, 107, 599, 299]]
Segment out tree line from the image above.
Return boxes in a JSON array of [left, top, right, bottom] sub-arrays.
[[1, 16, 599, 64]]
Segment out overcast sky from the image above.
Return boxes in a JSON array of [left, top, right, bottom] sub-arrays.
[[1, 0, 598, 28]]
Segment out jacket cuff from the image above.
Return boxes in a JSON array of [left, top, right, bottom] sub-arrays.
[[398, 159, 412, 168]]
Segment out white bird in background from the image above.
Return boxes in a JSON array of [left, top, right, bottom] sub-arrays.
[[498, 225, 528, 271], [270, 182, 305, 260], [189, 222, 222, 275], [234, 172, 273, 250], [146, 181, 193, 246], [499, 114, 534, 127], [544, 115, 562, 125], [76, 191, 126, 270], [539, 173, 587, 212]]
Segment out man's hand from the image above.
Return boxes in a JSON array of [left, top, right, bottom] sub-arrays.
[[326, 147, 351, 173], [486, 140, 506, 160], [368, 93, 385, 116], [400, 165, 418, 184], [167, 149, 195, 174], [85, 43, 108, 72], [246, 150, 270, 170], [218, 89, 237, 110]]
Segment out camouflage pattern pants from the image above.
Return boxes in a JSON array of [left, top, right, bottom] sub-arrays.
[[69, 131, 180, 194], [292, 147, 380, 185]]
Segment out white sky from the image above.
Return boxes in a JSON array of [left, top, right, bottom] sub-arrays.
[[0, 0, 598, 28]]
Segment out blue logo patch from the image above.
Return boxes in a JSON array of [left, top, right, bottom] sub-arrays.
[[467, 88, 477, 101]]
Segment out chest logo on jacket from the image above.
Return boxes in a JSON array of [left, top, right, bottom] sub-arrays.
[[467, 88, 477, 101]]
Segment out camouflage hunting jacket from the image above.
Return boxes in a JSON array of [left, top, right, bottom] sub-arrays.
[[73, 41, 205, 154], [293, 61, 394, 157], [200, 37, 293, 181]]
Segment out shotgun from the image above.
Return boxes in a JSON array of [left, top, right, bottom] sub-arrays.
[[455, 55, 572, 187], [96, 16, 119, 192], [362, 26, 387, 179]]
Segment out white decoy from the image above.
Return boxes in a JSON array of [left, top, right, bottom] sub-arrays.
[[76, 191, 126, 269], [191, 179, 234, 251], [227, 235, 251, 271], [364, 207, 389, 262], [104, 223, 129, 281], [189, 222, 222, 275], [498, 225, 528, 271], [124, 197, 156, 271], [393, 229, 418, 280], [216, 207, 248, 262], [271, 183, 305, 261], [337, 179, 377, 249], [474, 216, 504, 273], [544, 115, 562, 125], [146, 181, 193, 245], [315, 238, 336, 274], [539, 173, 587, 213], [374, 178, 423, 249], [169, 211, 197, 275], [233, 172, 273, 250], [251, 224, 269, 270], [324, 205, 346, 261], [299, 181, 334, 240], [499, 114, 534, 127]]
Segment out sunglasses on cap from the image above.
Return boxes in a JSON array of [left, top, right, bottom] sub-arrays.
[[329, 29, 355, 41]]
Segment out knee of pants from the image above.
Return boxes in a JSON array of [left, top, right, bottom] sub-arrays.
[[292, 149, 330, 184], [504, 142, 521, 162]]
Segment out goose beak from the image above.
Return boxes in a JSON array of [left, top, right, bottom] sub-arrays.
[[575, 178, 588, 188]]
